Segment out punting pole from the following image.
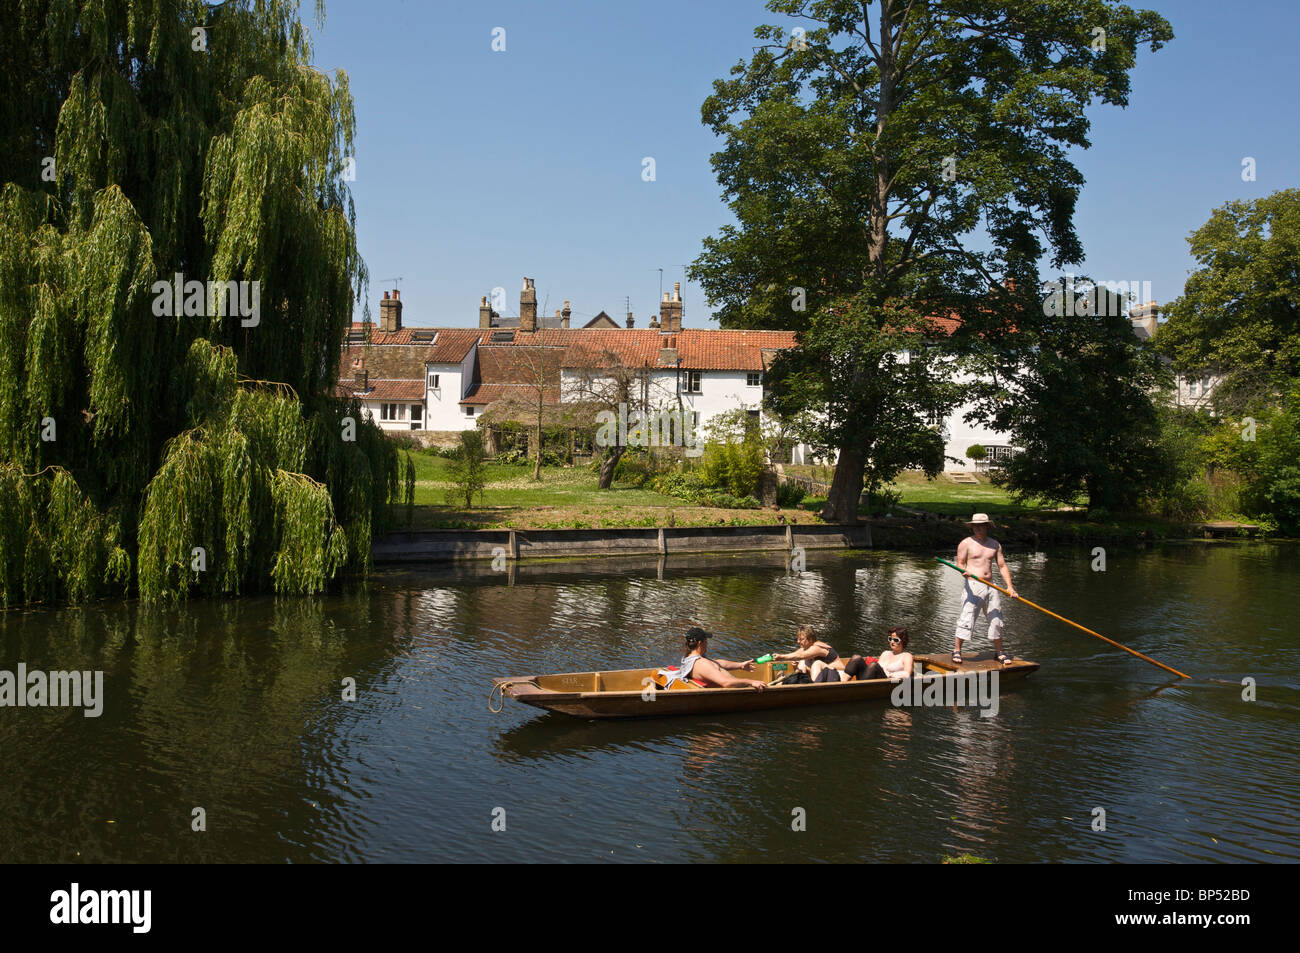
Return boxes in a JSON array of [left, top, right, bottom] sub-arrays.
[[935, 556, 1190, 679]]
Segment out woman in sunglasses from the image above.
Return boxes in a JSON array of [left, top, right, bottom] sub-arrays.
[[819, 626, 914, 682]]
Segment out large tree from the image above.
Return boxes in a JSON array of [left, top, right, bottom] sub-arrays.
[[0, 1, 409, 605], [1157, 189, 1300, 415], [691, 0, 1172, 521], [988, 286, 1173, 512]]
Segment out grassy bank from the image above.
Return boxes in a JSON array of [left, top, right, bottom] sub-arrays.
[[398, 453, 1220, 541], [404, 452, 817, 530]]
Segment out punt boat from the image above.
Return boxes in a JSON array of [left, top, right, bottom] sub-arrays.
[[491, 652, 1039, 719]]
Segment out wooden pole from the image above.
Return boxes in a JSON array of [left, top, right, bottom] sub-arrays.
[[935, 557, 1190, 679]]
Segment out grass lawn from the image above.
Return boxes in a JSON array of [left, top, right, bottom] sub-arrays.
[[401, 450, 819, 530], [887, 471, 1073, 517], [794, 469, 1067, 518]]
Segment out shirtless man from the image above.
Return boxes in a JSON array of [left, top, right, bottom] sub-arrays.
[[952, 513, 1018, 665], [679, 627, 766, 690]]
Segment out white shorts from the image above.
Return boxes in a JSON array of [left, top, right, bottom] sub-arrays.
[[954, 578, 1004, 643]]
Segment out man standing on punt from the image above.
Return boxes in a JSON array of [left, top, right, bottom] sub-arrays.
[[952, 514, 1018, 666]]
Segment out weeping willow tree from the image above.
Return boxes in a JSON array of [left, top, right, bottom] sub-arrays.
[[0, 1, 411, 605]]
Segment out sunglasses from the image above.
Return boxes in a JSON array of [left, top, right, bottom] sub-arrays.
[[888, 637, 901, 643]]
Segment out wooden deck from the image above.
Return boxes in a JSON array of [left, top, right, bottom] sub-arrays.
[[1198, 521, 1261, 538]]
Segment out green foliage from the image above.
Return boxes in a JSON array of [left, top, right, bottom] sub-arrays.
[[612, 449, 668, 488], [652, 472, 761, 509], [699, 438, 766, 499], [0, 2, 408, 605], [768, 300, 951, 499], [966, 444, 987, 461], [862, 487, 903, 516], [1157, 190, 1300, 414], [991, 308, 1174, 513], [775, 481, 805, 507], [689, 0, 1172, 521], [0, 464, 131, 606], [445, 430, 488, 508]]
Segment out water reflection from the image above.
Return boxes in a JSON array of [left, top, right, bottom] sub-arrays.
[[2, 542, 1296, 863]]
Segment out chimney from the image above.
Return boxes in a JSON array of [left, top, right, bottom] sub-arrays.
[[1130, 300, 1160, 340], [626, 312, 634, 329], [561, 300, 571, 329], [657, 332, 678, 366], [660, 283, 683, 332], [352, 358, 368, 393], [520, 277, 537, 332], [479, 295, 494, 328], [379, 289, 403, 332]]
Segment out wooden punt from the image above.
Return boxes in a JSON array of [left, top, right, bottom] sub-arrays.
[[492, 652, 1039, 719]]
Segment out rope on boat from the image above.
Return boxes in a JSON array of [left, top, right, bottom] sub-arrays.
[[488, 679, 536, 713]]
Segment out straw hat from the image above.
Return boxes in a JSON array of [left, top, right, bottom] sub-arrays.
[[966, 513, 995, 526]]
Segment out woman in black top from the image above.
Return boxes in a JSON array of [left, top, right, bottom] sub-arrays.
[[770, 625, 844, 683]]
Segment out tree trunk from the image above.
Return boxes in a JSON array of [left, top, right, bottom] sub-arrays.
[[598, 447, 624, 490], [820, 446, 865, 523], [533, 416, 542, 481]]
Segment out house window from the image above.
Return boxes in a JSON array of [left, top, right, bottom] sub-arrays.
[[1189, 379, 1199, 397], [463, 405, 476, 416], [381, 403, 401, 421], [682, 371, 702, 393], [747, 372, 761, 387], [926, 407, 943, 427], [427, 373, 439, 390], [410, 404, 422, 422]]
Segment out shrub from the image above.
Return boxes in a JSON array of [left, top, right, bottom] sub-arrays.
[[444, 431, 488, 507], [776, 481, 806, 507], [699, 436, 765, 498], [652, 471, 760, 509], [861, 487, 902, 516], [966, 444, 987, 461]]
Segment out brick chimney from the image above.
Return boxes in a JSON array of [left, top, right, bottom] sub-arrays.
[[657, 333, 679, 366], [379, 289, 403, 332], [352, 358, 368, 393], [479, 296, 495, 328], [626, 311, 634, 329], [561, 300, 571, 329], [660, 282, 683, 332], [520, 277, 537, 332]]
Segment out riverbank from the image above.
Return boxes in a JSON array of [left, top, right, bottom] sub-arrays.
[[374, 512, 1255, 565]]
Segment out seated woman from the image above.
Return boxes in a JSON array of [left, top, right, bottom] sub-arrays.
[[677, 627, 766, 690], [770, 625, 845, 684], [829, 626, 915, 682]]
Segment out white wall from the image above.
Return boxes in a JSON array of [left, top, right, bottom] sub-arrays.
[[423, 344, 480, 432], [359, 399, 424, 432]]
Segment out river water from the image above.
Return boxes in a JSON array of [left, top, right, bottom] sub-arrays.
[[2, 542, 1296, 863]]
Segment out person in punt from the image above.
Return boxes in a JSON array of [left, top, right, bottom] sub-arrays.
[[769, 625, 845, 683], [818, 626, 915, 682], [678, 627, 766, 690]]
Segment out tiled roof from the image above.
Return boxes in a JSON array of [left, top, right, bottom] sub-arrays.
[[461, 383, 563, 405], [475, 344, 567, 383], [337, 379, 425, 401], [424, 328, 485, 363]]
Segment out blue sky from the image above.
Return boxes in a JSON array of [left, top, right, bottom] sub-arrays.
[[308, 0, 1300, 328]]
